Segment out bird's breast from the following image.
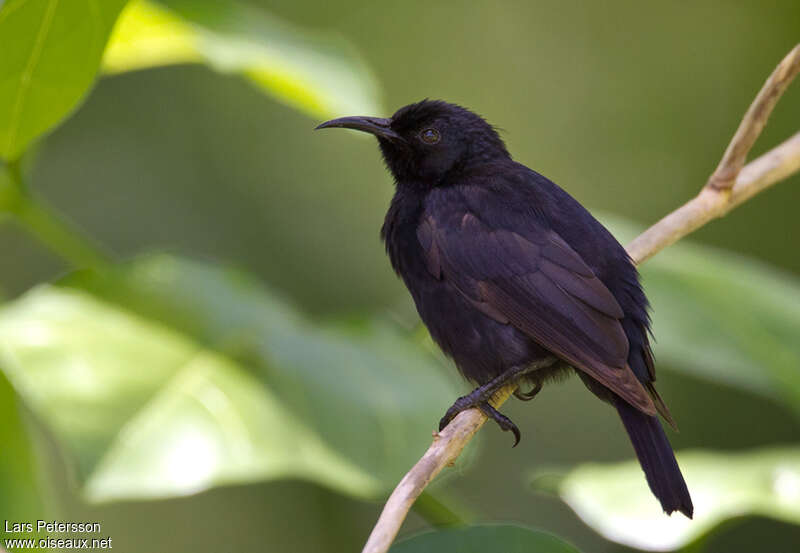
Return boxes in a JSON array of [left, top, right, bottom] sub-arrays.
[[381, 189, 542, 383], [381, 189, 428, 279]]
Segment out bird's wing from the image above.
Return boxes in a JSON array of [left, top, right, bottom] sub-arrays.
[[418, 206, 657, 415]]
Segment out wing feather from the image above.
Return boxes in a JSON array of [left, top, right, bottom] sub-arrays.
[[419, 211, 656, 415]]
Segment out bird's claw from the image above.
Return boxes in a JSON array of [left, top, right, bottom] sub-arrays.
[[513, 381, 542, 401], [479, 401, 521, 447], [438, 394, 473, 431], [438, 395, 522, 447]]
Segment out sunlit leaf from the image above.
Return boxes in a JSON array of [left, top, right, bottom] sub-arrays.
[[102, 0, 383, 119], [603, 215, 800, 414], [0, 287, 378, 502], [0, 255, 458, 502], [0, 0, 129, 160], [390, 524, 581, 553], [533, 448, 800, 551]]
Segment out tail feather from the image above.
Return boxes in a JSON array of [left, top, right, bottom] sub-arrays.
[[615, 398, 693, 518], [646, 382, 678, 431]]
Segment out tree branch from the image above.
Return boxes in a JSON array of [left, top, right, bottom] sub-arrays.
[[361, 43, 800, 553], [706, 44, 800, 191], [629, 43, 800, 264], [627, 131, 800, 265]]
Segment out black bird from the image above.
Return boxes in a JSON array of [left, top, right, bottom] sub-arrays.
[[316, 100, 693, 518]]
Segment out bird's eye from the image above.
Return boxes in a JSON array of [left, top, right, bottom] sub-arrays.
[[419, 128, 440, 144]]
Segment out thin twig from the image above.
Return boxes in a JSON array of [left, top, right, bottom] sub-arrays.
[[630, 43, 800, 264], [361, 44, 800, 553], [627, 131, 800, 265], [707, 44, 800, 191], [363, 385, 515, 553]]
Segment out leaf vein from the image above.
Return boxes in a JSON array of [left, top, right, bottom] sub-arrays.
[[0, 0, 34, 26], [4, 0, 60, 158]]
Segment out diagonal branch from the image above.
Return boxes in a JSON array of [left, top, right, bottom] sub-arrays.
[[706, 44, 800, 191], [361, 43, 800, 553], [628, 43, 800, 264], [626, 130, 800, 265]]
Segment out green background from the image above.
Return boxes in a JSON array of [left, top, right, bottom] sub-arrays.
[[2, 1, 799, 552]]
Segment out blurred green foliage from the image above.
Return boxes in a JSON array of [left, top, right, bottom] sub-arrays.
[[0, 0, 799, 552], [391, 524, 581, 553], [538, 447, 800, 551], [0, 0, 128, 161], [0, 374, 45, 533], [0, 254, 459, 502], [103, 0, 382, 118], [606, 216, 800, 413]]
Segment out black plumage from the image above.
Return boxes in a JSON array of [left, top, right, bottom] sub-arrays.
[[317, 99, 693, 518]]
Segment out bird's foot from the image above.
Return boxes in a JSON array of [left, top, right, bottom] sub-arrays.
[[438, 392, 522, 446], [438, 370, 529, 446], [439, 392, 484, 431], [514, 381, 542, 401], [438, 359, 556, 446], [479, 401, 521, 446]]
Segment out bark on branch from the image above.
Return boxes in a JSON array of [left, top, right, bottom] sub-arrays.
[[361, 43, 800, 553]]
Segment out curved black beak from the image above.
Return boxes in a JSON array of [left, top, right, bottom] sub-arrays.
[[315, 116, 404, 142]]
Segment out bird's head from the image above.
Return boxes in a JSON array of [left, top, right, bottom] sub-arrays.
[[316, 100, 509, 187]]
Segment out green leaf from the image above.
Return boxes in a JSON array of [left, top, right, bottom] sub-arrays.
[[0, 0, 129, 161], [0, 162, 17, 214], [102, 0, 383, 118], [538, 447, 800, 551], [0, 286, 377, 502], [0, 373, 49, 538], [0, 255, 459, 502], [603, 215, 800, 414], [390, 524, 581, 553]]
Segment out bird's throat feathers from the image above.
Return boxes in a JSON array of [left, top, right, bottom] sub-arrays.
[[377, 100, 510, 188]]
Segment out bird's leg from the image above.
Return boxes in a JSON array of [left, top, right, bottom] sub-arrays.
[[438, 357, 556, 446], [439, 366, 530, 432]]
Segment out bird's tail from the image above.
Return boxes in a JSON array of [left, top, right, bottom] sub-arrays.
[[615, 398, 694, 518]]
